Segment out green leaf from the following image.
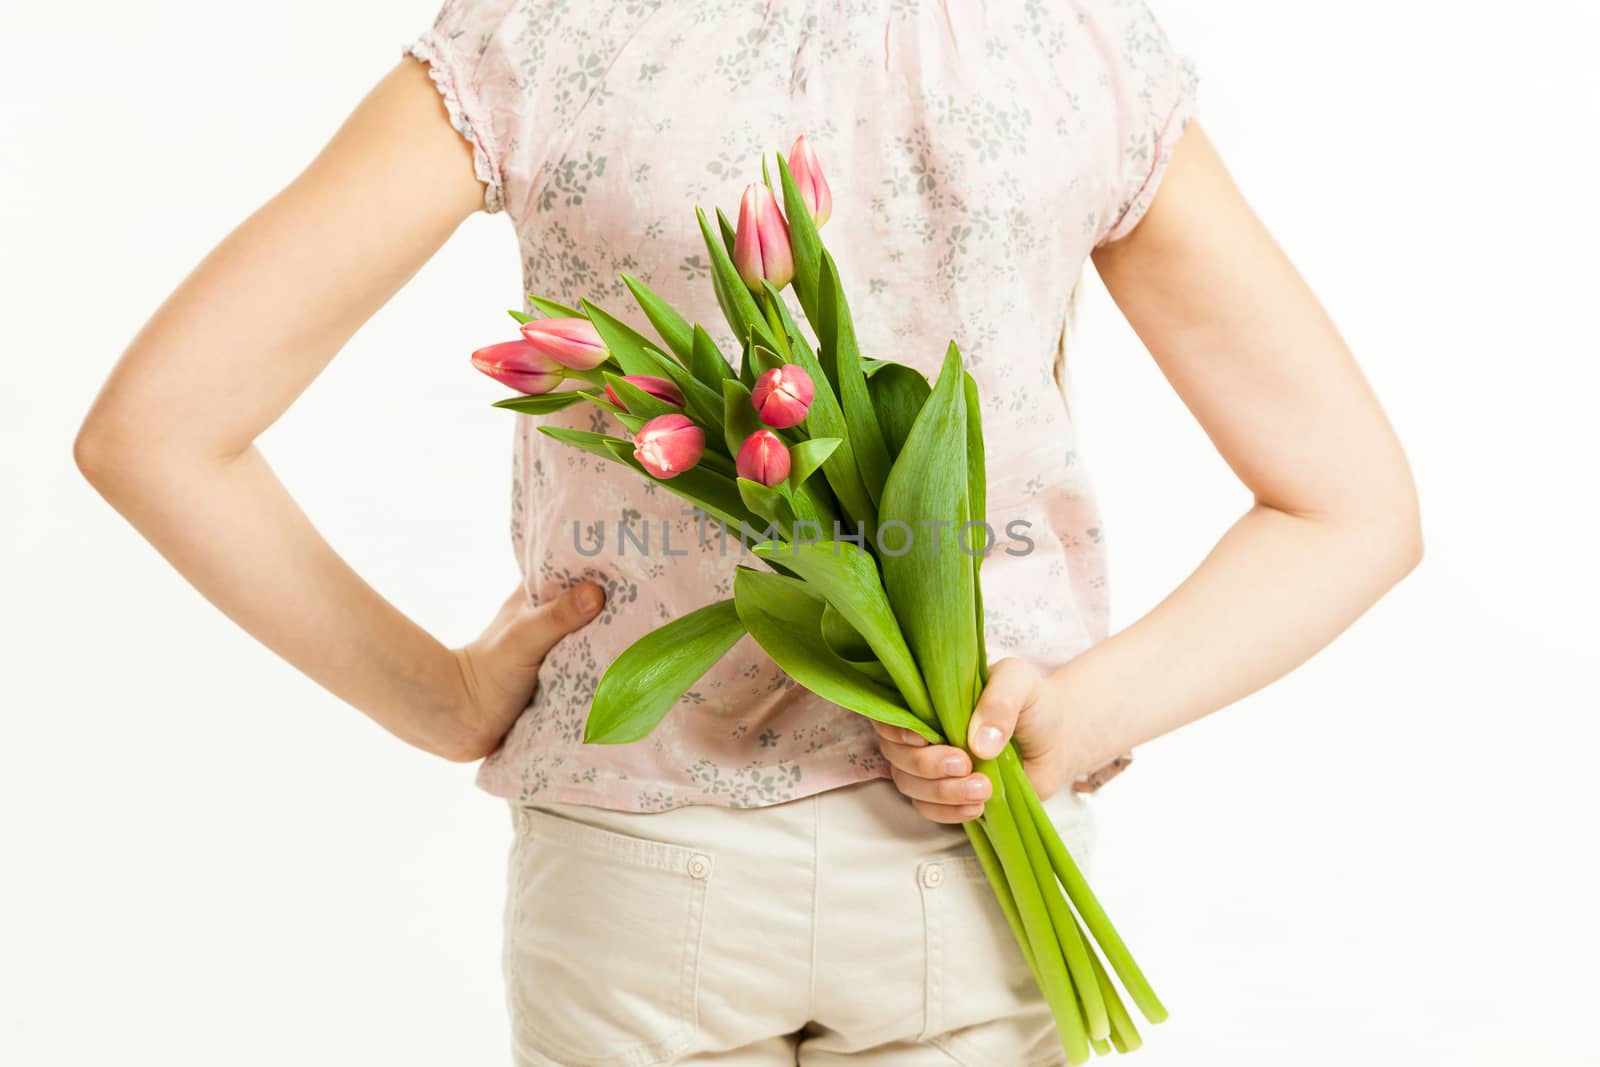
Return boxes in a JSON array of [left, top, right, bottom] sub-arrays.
[[620, 273, 692, 365], [774, 151, 824, 327], [875, 342, 978, 743], [581, 300, 668, 378], [816, 250, 892, 506], [790, 437, 840, 489], [737, 477, 797, 532], [508, 309, 533, 325], [733, 569, 941, 743], [536, 426, 750, 533], [861, 358, 890, 376], [644, 357, 725, 435], [585, 600, 746, 744], [749, 540, 935, 726], [738, 337, 758, 388], [537, 425, 631, 464], [820, 602, 895, 686], [868, 363, 932, 459], [721, 379, 763, 459], [963, 370, 991, 691], [602, 372, 679, 422], [527, 294, 585, 319], [750, 343, 786, 378], [716, 206, 740, 260], [490, 390, 590, 415], [760, 282, 814, 359], [689, 324, 735, 389]]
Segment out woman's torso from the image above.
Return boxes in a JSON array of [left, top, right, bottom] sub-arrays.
[[412, 0, 1195, 810]]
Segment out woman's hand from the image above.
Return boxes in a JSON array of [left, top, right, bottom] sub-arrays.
[[873, 658, 1078, 824], [447, 581, 607, 762]]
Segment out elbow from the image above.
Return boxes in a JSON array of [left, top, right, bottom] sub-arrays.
[[1364, 483, 1424, 588], [73, 414, 123, 491]]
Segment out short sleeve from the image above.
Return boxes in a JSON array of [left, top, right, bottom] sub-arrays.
[[1088, 0, 1201, 248], [401, 0, 518, 215]]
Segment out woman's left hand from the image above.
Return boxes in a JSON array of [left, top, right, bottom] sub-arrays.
[[872, 658, 1076, 824]]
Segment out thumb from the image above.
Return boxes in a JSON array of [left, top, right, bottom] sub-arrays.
[[511, 581, 606, 664], [967, 658, 1037, 760]]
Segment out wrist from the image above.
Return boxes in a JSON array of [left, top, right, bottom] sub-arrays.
[[1044, 657, 1132, 784], [429, 646, 499, 762]]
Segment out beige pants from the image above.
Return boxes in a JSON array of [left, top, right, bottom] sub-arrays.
[[502, 776, 1096, 1066]]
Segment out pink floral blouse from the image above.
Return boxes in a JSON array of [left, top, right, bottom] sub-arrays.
[[403, 0, 1199, 811]]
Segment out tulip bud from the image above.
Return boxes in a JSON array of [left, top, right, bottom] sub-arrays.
[[603, 375, 685, 411], [733, 183, 795, 291], [470, 339, 566, 395], [632, 414, 705, 480], [736, 430, 791, 488], [788, 135, 832, 228], [519, 316, 609, 370], [750, 364, 815, 429]]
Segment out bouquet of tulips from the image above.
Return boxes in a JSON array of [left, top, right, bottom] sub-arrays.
[[469, 138, 1164, 1063]]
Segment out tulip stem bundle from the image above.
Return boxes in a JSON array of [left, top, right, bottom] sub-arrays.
[[467, 136, 1164, 1063]]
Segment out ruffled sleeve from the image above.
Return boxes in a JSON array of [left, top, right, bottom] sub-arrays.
[[402, 0, 519, 215], [1086, 0, 1201, 247]]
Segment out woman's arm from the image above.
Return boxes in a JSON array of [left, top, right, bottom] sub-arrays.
[[876, 121, 1423, 822], [73, 56, 604, 762]]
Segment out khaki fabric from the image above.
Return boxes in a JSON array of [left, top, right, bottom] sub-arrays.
[[502, 777, 1096, 1066]]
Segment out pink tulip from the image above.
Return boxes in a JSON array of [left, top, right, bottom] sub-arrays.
[[519, 316, 609, 371], [603, 375, 685, 411], [470, 339, 566, 395], [736, 430, 791, 488], [750, 364, 815, 429], [732, 183, 794, 291], [788, 135, 832, 228], [632, 414, 705, 479]]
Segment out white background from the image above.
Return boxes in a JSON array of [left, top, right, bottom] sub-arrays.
[[4, 2, 1597, 1064]]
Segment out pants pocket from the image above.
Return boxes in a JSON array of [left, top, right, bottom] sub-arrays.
[[504, 804, 715, 1067], [919, 797, 1099, 1066]]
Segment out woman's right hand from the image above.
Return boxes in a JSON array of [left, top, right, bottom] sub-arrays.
[[446, 581, 607, 762]]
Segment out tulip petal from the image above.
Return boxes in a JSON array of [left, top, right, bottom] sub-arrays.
[[697, 206, 780, 355]]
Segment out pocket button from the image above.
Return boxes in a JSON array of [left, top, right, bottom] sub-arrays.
[[687, 853, 712, 880], [922, 862, 944, 888]]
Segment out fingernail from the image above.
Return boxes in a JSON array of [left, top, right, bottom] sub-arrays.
[[974, 725, 1004, 757], [941, 755, 966, 776], [963, 776, 990, 800], [960, 803, 984, 820]]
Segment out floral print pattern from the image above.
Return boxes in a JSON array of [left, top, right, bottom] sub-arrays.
[[404, 0, 1199, 812]]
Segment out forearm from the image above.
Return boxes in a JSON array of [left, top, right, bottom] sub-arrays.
[[79, 441, 472, 758], [1052, 501, 1420, 776]]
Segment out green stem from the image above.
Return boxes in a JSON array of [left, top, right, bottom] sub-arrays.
[[999, 756, 1109, 1041], [964, 822, 1036, 975], [566, 365, 611, 386], [759, 291, 793, 360], [1087, 932, 1143, 1054], [980, 793, 1090, 1065], [1001, 746, 1168, 1025]]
